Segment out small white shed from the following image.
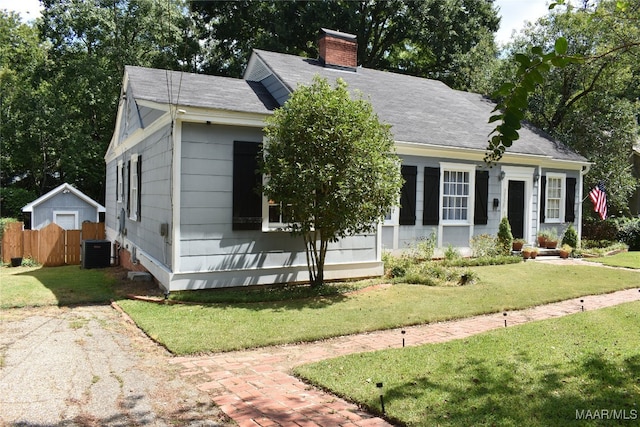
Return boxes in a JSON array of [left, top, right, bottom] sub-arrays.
[[22, 183, 105, 230]]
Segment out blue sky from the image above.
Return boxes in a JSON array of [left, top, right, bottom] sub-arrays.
[[1, 0, 551, 46]]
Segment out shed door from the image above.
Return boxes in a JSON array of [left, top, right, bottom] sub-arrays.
[[54, 212, 78, 230], [508, 181, 525, 239]]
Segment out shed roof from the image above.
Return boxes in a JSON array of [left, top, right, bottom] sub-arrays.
[[22, 183, 106, 213]]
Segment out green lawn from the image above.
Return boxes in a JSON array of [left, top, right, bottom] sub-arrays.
[[587, 251, 640, 269], [116, 262, 640, 354], [294, 301, 640, 426], [0, 265, 115, 308]]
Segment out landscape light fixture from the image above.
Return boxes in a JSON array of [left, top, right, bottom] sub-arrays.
[[503, 312, 508, 327], [376, 382, 385, 414], [401, 330, 406, 347]]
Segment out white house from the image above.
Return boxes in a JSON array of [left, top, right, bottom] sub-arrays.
[[104, 29, 590, 291]]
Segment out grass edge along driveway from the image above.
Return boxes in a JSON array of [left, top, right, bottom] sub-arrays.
[[116, 262, 640, 355], [294, 300, 640, 427]]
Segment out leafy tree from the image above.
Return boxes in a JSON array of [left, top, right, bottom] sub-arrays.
[[261, 76, 403, 287], [0, 11, 49, 193], [0, 187, 36, 220], [486, 0, 639, 215], [191, 0, 499, 89], [1, 1, 199, 204], [34, 0, 199, 202]]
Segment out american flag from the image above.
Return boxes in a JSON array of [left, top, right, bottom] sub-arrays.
[[588, 181, 607, 220]]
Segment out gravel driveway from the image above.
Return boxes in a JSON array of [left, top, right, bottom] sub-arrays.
[[0, 304, 231, 427]]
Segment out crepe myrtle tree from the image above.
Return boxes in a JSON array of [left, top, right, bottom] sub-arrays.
[[261, 76, 403, 287]]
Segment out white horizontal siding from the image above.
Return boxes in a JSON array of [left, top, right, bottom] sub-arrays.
[[177, 122, 381, 284], [169, 261, 383, 290]]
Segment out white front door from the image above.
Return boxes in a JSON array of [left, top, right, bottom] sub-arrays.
[[500, 166, 535, 243]]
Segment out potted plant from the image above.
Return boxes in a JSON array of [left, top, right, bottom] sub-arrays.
[[512, 238, 526, 251], [545, 229, 559, 249], [529, 247, 539, 259], [537, 230, 549, 248], [522, 246, 533, 260], [559, 244, 572, 259]]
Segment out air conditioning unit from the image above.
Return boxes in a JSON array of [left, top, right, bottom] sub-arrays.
[[82, 240, 111, 269]]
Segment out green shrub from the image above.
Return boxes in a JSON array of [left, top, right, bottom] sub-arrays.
[[496, 217, 513, 255], [580, 242, 628, 257], [582, 239, 617, 249], [458, 269, 477, 286], [444, 244, 461, 261], [443, 255, 522, 267], [20, 257, 40, 267], [0, 188, 36, 220], [382, 251, 413, 279], [470, 234, 499, 258], [403, 270, 438, 286], [582, 217, 618, 241], [616, 217, 640, 251], [561, 224, 578, 248], [409, 231, 437, 260], [403, 262, 478, 287]]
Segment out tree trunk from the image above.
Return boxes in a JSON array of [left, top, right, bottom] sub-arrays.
[[303, 230, 328, 288]]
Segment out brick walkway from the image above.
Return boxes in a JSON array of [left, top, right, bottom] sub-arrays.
[[169, 286, 640, 427]]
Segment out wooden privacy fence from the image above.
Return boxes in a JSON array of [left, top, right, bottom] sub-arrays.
[[1, 222, 106, 267]]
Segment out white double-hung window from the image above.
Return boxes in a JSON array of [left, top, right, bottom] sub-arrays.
[[129, 154, 139, 221], [116, 160, 124, 203], [545, 173, 565, 223], [440, 163, 475, 224]]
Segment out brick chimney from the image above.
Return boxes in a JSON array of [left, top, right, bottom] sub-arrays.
[[318, 28, 358, 71]]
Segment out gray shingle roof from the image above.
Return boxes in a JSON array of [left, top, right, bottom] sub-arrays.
[[251, 49, 587, 163], [125, 65, 278, 113]]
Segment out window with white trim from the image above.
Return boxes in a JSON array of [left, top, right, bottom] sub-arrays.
[[117, 160, 124, 203], [545, 173, 565, 222], [442, 169, 470, 222], [129, 154, 139, 221], [268, 200, 293, 226]]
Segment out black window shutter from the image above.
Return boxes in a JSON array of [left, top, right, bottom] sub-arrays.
[[539, 176, 546, 223], [127, 160, 131, 217], [474, 170, 489, 225], [565, 177, 576, 223], [233, 141, 262, 230], [137, 155, 142, 221], [115, 164, 119, 200], [423, 167, 440, 225], [399, 165, 417, 225]]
